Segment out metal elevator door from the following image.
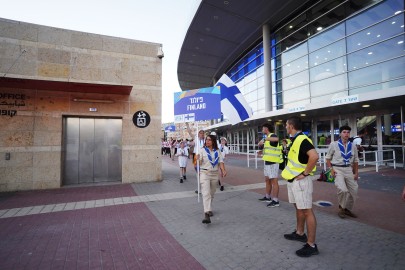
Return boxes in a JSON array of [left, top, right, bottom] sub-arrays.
[[63, 117, 122, 185]]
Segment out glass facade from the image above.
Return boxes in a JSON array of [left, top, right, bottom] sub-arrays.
[[227, 0, 403, 114], [272, 0, 404, 109]]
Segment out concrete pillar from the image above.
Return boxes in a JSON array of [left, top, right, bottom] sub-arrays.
[[263, 24, 272, 112]]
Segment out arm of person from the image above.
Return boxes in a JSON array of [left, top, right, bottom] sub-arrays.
[[295, 149, 319, 180], [325, 143, 335, 175], [352, 162, 359, 180], [219, 162, 227, 177], [265, 134, 279, 142]]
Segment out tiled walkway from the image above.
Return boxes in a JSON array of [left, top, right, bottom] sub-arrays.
[[1, 154, 405, 270]]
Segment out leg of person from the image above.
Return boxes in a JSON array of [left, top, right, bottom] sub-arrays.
[[200, 173, 211, 223], [267, 164, 280, 207], [334, 167, 349, 218], [293, 176, 319, 257], [179, 167, 183, 183], [208, 174, 217, 217], [284, 182, 308, 242], [259, 167, 272, 202], [343, 169, 359, 217]]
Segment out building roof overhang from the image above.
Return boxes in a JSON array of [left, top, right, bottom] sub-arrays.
[[177, 0, 316, 90], [0, 77, 132, 95]]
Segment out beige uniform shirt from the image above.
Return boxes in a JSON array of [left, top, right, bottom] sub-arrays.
[[198, 147, 224, 172], [325, 140, 359, 165]]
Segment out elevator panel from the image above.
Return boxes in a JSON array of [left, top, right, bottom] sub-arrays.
[[63, 117, 122, 185]]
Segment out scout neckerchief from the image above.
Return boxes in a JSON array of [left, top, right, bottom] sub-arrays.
[[204, 147, 219, 168], [338, 139, 352, 165], [220, 145, 224, 152]]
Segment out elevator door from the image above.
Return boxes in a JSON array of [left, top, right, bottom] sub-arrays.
[[63, 117, 122, 185]]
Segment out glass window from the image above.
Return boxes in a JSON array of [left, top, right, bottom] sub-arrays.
[[281, 55, 309, 78], [350, 77, 405, 95], [317, 120, 332, 147], [274, 13, 308, 44], [348, 56, 405, 88], [310, 57, 347, 82], [279, 37, 308, 63], [257, 75, 264, 88], [308, 23, 346, 52], [346, 0, 403, 35], [348, 35, 404, 71], [283, 85, 310, 104], [347, 14, 404, 53], [309, 39, 346, 67], [258, 87, 265, 99], [310, 73, 348, 96], [307, 0, 344, 21], [282, 70, 309, 91], [311, 91, 348, 104]]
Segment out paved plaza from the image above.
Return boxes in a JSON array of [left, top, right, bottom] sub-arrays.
[[1, 154, 404, 269]]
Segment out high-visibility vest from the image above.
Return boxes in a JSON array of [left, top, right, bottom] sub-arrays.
[[262, 133, 283, 163], [281, 134, 316, 180]]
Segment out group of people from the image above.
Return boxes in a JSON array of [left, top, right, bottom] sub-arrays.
[[255, 116, 360, 257], [164, 116, 362, 258]]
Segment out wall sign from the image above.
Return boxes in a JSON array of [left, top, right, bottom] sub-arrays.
[[133, 110, 150, 128], [0, 92, 28, 117]]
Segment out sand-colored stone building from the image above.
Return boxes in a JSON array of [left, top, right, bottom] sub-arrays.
[[0, 18, 162, 192]]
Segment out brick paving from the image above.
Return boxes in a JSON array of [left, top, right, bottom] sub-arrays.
[[0, 153, 404, 269]]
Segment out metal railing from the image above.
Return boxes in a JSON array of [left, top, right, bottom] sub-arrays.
[[360, 149, 396, 172], [247, 150, 262, 169]]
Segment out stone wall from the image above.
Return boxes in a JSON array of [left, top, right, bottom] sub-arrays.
[[0, 18, 162, 192]]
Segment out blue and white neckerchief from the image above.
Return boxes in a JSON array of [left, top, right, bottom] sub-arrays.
[[338, 139, 352, 165], [220, 145, 224, 152], [204, 147, 219, 168]]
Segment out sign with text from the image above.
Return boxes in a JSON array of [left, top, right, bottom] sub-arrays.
[[174, 87, 221, 123], [164, 125, 176, 132], [331, 95, 359, 106]]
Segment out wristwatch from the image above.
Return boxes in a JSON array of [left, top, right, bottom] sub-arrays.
[[302, 172, 309, 177]]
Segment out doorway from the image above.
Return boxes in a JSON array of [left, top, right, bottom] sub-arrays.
[[62, 117, 122, 185]]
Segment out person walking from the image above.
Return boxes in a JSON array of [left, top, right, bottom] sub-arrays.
[[170, 138, 176, 161], [176, 141, 189, 183], [258, 123, 282, 207], [197, 134, 227, 224], [218, 137, 229, 191], [325, 125, 359, 219], [281, 116, 319, 257]]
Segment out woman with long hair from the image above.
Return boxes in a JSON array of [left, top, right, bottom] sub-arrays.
[[197, 134, 227, 224]]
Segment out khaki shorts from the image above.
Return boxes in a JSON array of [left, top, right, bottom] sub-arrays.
[[287, 175, 314, 209]]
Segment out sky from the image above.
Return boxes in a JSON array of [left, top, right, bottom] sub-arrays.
[[0, 0, 201, 123]]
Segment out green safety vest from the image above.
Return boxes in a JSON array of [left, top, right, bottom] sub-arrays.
[[281, 134, 316, 180], [262, 133, 283, 163]]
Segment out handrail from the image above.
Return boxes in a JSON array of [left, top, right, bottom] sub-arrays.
[[361, 149, 396, 172]]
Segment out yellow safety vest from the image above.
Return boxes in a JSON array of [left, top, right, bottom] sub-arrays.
[[281, 134, 316, 180], [262, 133, 283, 163]]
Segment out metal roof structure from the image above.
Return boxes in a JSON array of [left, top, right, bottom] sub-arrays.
[[177, 0, 315, 90]]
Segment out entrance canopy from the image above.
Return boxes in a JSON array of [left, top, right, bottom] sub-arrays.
[[177, 0, 315, 90]]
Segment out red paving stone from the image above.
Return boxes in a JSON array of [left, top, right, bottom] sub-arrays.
[[0, 184, 136, 210], [0, 203, 204, 270]]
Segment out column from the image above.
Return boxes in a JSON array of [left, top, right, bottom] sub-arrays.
[[263, 24, 272, 112]]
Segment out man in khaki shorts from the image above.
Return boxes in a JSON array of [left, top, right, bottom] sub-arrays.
[[326, 125, 359, 218], [281, 116, 319, 257]]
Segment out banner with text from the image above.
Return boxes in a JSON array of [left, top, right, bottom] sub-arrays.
[[174, 87, 221, 123]]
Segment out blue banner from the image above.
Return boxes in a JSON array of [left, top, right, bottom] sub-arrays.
[[164, 125, 176, 132], [174, 87, 221, 122]]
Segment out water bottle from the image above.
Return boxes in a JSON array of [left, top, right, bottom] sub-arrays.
[[262, 134, 267, 142]]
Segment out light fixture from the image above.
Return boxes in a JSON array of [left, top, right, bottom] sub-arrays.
[[72, 98, 114, 103], [316, 27, 323, 31], [300, 113, 306, 117], [267, 119, 272, 122], [394, 10, 401, 15], [289, 25, 293, 29], [362, 104, 370, 108]]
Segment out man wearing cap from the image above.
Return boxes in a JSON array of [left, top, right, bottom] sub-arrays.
[[325, 125, 359, 219]]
